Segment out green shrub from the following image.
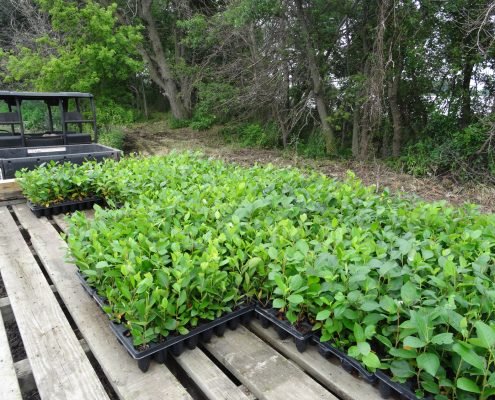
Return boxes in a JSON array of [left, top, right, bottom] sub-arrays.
[[99, 128, 125, 149], [296, 130, 327, 158], [96, 98, 135, 129], [395, 116, 495, 182], [190, 112, 216, 131], [168, 115, 191, 129], [221, 122, 279, 148]]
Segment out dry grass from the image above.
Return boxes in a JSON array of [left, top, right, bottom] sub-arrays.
[[123, 121, 495, 213]]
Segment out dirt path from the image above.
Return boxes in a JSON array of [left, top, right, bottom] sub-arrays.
[[123, 121, 495, 213]]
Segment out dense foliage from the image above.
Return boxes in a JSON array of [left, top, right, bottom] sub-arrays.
[[1, 1, 494, 181], [17, 153, 495, 399]]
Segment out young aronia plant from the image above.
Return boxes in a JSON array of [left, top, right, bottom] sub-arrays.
[[19, 152, 495, 399]]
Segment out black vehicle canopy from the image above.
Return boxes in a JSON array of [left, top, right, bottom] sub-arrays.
[[0, 91, 98, 148]]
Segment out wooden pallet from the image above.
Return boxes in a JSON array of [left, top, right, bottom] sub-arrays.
[[0, 204, 384, 400]]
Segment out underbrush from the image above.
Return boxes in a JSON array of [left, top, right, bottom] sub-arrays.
[[99, 127, 126, 150], [16, 152, 495, 399], [220, 123, 278, 148], [393, 117, 495, 184]]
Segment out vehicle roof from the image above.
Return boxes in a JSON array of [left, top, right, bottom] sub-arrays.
[[0, 91, 93, 102]]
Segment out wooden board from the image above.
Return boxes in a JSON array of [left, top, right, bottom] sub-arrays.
[[204, 325, 337, 400], [175, 349, 252, 400], [13, 204, 192, 400], [249, 319, 383, 400], [0, 207, 109, 400], [0, 307, 22, 400], [0, 179, 23, 201]]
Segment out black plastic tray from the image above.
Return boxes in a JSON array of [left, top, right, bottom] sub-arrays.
[[75, 274, 424, 395], [375, 371, 421, 400], [313, 335, 377, 384], [255, 306, 313, 352], [111, 303, 255, 372], [27, 197, 104, 217], [76, 271, 108, 310], [76, 271, 255, 372]]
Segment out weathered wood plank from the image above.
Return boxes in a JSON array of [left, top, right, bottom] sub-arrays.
[[175, 349, 252, 400], [0, 207, 109, 400], [1, 285, 57, 324], [249, 319, 383, 400], [13, 204, 191, 400], [0, 306, 22, 400], [204, 325, 337, 400], [0, 179, 23, 201]]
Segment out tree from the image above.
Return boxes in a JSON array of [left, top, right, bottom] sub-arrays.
[[2, 0, 142, 101]]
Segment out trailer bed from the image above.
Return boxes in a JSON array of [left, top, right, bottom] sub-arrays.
[[0, 144, 120, 179]]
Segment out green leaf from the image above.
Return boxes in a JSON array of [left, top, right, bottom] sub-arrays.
[[475, 321, 495, 349], [403, 336, 426, 349], [354, 323, 366, 343], [164, 319, 177, 330], [287, 294, 304, 304], [360, 300, 380, 312], [272, 298, 286, 309], [389, 348, 417, 359], [362, 352, 381, 369], [400, 281, 419, 305], [357, 341, 371, 356], [456, 377, 481, 394], [295, 239, 309, 255], [289, 274, 304, 291], [379, 296, 397, 314], [452, 342, 485, 371], [268, 247, 278, 260], [316, 309, 331, 321], [95, 261, 109, 269], [390, 360, 415, 379], [431, 332, 454, 345], [417, 352, 440, 376]]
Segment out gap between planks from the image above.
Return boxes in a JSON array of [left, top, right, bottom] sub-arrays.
[[0, 304, 22, 400]]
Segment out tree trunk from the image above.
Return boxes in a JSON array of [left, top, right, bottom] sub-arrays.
[[139, 0, 190, 119], [460, 56, 474, 128], [352, 107, 360, 157], [294, 0, 336, 154], [388, 72, 403, 157], [141, 78, 149, 119]]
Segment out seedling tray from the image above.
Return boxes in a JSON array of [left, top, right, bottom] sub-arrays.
[[76, 271, 255, 372], [75, 275, 425, 394], [313, 335, 376, 384], [255, 306, 313, 352], [76, 272, 107, 310], [28, 196, 104, 218], [111, 303, 256, 372], [374, 371, 421, 400]]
